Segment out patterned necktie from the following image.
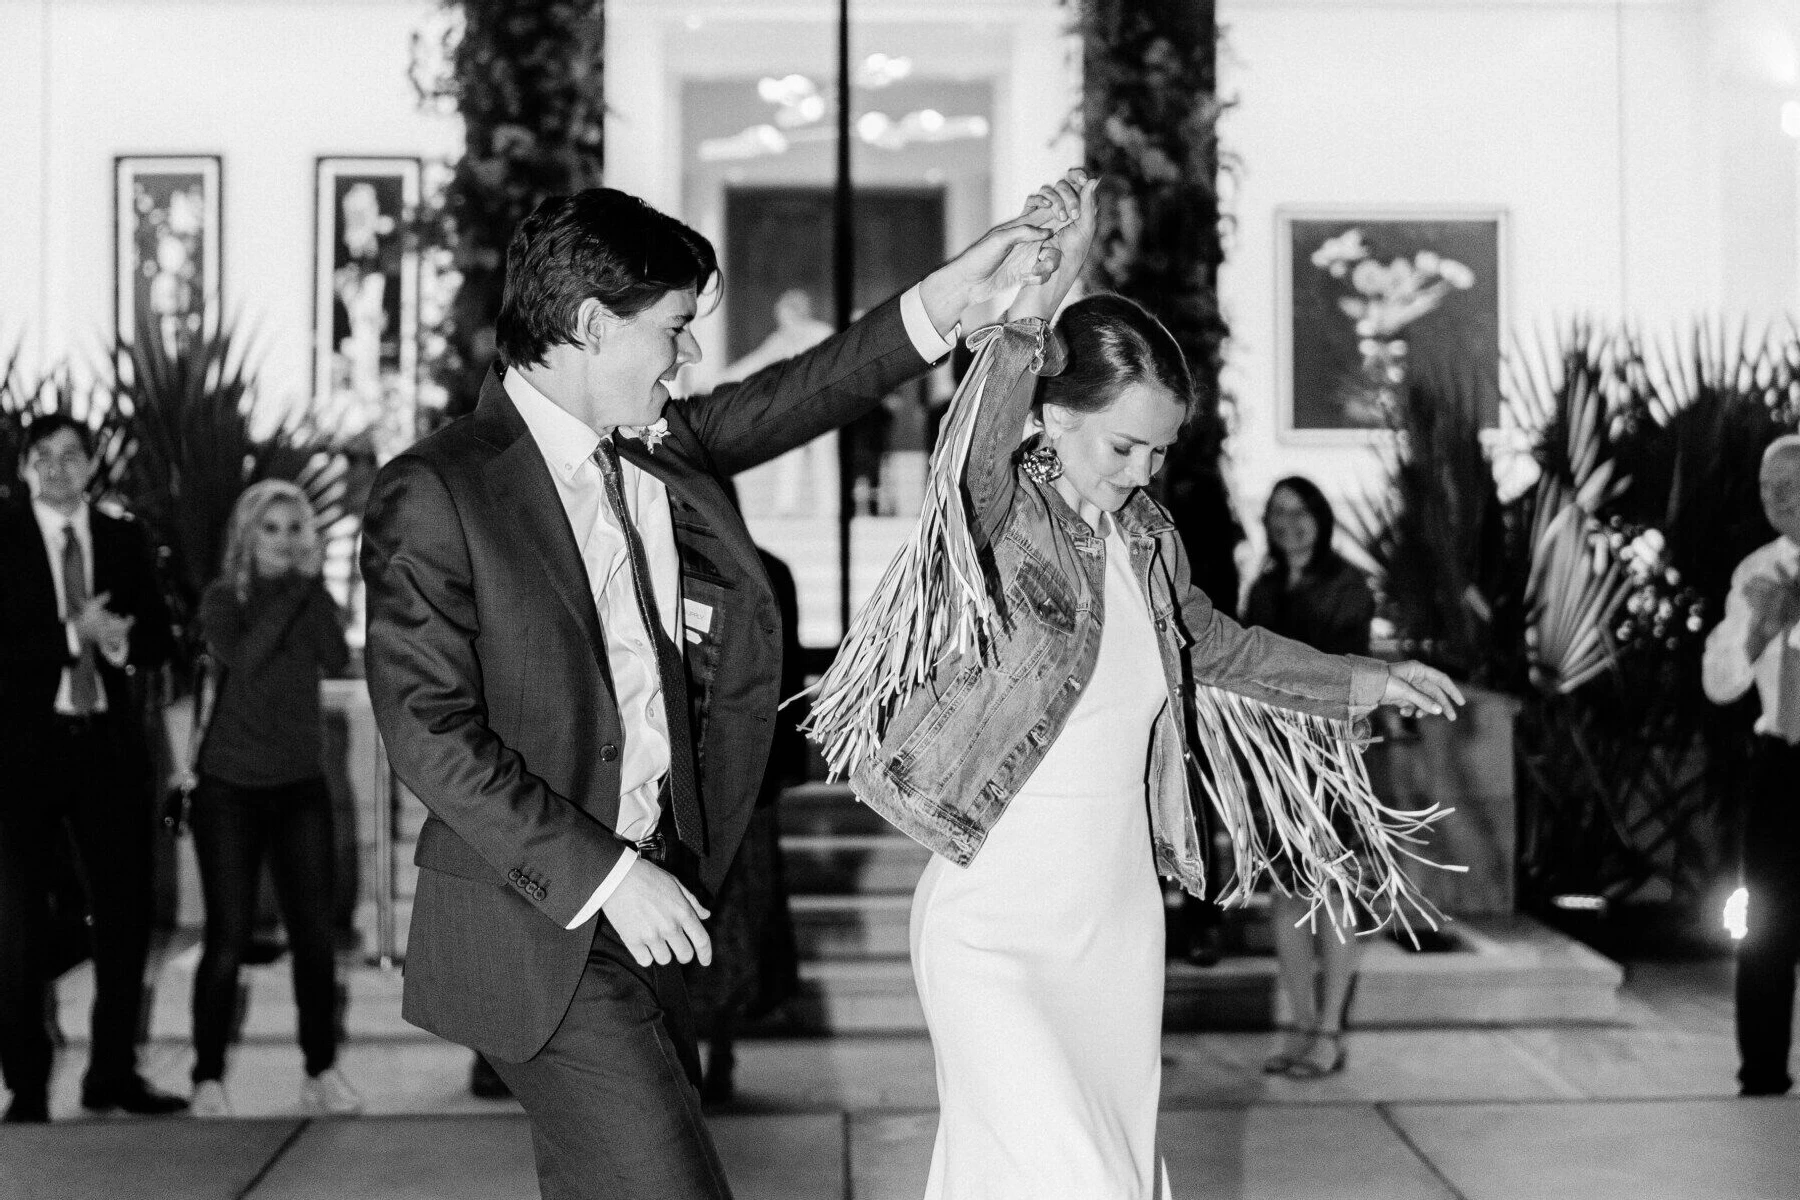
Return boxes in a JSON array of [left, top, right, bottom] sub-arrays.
[[61, 525, 102, 714], [593, 439, 706, 856]]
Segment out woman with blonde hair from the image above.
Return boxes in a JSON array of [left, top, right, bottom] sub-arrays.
[[188, 479, 360, 1117]]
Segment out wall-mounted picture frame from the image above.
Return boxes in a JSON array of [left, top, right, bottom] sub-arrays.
[[1275, 206, 1507, 443], [313, 156, 421, 464], [115, 155, 222, 355]]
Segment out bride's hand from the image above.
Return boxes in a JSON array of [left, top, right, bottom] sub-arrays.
[[1006, 170, 1099, 322], [1379, 661, 1466, 721]]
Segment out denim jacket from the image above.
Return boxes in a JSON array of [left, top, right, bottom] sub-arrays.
[[848, 318, 1390, 895]]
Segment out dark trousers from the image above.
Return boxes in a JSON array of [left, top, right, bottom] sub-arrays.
[[0, 719, 154, 1101], [489, 923, 733, 1200], [1737, 737, 1800, 1096], [189, 774, 339, 1082]]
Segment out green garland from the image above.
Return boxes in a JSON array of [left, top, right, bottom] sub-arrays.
[[1077, 0, 1240, 608], [413, 0, 607, 416]]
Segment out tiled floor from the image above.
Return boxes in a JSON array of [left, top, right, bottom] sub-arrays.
[[4, 955, 1797, 1197]]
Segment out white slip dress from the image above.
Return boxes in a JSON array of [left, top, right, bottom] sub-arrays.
[[911, 524, 1175, 1200]]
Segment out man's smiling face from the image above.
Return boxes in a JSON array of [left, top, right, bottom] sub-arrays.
[[586, 287, 701, 428]]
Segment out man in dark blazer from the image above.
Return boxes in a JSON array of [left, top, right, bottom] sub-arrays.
[[0, 414, 184, 1122], [360, 186, 1059, 1198]]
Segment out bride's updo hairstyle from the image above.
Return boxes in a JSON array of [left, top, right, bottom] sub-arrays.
[[1036, 294, 1194, 418]]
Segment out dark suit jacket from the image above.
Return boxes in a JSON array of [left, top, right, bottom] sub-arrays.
[[0, 502, 174, 778], [361, 293, 930, 1061]]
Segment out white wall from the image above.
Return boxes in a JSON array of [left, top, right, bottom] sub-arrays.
[[0, 0, 461, 398], [1214, 0, 1763, 534], [3, 0, 1795, 550]]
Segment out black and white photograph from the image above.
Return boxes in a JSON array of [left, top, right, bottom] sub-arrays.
[[313, 156, 421, 464], [1277, 208, 1505, 439], [114, 154, 221, 355], [3, 3, 1800, 1199]]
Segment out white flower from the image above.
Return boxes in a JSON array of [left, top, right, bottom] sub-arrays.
[[624, 418, 670, 452]]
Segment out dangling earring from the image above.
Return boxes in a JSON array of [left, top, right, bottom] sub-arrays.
[[1020, 439, 1063, 484]]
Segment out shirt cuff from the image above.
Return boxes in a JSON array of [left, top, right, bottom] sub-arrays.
[[900, 284, 957, 364], [65, 621, 81, 658], [564, 847, 640, 930]]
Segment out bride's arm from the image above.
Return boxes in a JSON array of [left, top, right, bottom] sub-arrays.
[[962, 172, 1099, 544]]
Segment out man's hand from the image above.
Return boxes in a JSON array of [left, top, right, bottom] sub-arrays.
[[71, 593, 133, 651], [1380, 661, 1466, 721], [1744, 572, 1800, 662], [599, 857, 713, 969]]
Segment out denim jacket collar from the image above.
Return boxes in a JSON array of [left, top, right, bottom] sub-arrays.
[[1032, 475, 1176, 544]]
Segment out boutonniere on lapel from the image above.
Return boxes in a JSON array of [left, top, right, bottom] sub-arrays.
[[624, 418, 671, 453]]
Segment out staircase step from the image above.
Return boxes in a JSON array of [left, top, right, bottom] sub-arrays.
[[791, 893, 914, 959], [781, 833, 930, 895], [778, 783, 891, 838]]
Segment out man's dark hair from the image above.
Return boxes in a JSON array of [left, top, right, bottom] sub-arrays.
[[493, 188, 720, 370], [20, 412, 95, 460]]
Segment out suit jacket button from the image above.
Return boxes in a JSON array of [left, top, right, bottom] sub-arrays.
[[507, 868, 521, 882], [600, 744, 619, 762]]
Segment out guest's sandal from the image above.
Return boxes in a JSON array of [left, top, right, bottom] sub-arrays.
[[1283, 1031, 1347, 1079]]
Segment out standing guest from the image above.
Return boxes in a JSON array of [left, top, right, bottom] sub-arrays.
[[1247, 476, 1376, 1080], [0, 413, 184, 1122], [360, 184, 1062, 1199], [187, 480, 360, 1118], [1703, 434, 1800, 1097]]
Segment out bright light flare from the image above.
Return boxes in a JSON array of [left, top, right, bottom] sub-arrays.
[[1725, 887, 1749, 941]]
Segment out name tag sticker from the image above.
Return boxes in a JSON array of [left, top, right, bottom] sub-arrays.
[[684, 598, 714, 636]]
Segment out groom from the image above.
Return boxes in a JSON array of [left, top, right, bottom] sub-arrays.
[[361, 185, 1059, 1198]]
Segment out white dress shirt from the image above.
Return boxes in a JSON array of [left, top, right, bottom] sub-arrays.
[[514, 285, 956, 928], [505, 370, 682, 926], [31, 500, 126, 714], [1703, 535, 1800, 743]]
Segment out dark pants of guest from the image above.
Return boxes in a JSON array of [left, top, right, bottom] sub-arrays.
[[189, 774, 339, 1083], [0, 717, 155, 1103], [489, 923, 732, 1200], [1737, 737, 1800, 1096]]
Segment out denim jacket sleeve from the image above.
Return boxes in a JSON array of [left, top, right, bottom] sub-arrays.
[[1172, 540, 1389, 723], [962, 317, 1066, 546]]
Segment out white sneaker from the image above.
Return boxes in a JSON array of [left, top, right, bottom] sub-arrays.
[[300, 1067, 364, 1116], [191, 1080, 232, 1118]]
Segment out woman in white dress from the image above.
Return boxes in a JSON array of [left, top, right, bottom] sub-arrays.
[[816, 174, 1462, 1200]]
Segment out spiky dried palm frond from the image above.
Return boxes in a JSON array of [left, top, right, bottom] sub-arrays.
[[110, 316, 355, 651], [1348, 370, 1512, 683]]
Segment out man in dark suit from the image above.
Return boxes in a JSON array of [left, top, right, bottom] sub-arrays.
[[361, 186, 1059, 1198], [0, 414, 185, 1122]]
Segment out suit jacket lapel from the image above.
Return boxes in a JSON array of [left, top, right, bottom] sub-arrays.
[[615, 420, 769, 591], [473, 373, 615, 694]]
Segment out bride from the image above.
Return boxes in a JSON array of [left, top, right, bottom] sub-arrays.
[[812, 171, 1462, 1199]]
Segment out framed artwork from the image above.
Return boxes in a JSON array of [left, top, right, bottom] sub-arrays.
[[115, 155, 221, 355], [313, 156, 421, 463], [1276, 207, 1507, 441]]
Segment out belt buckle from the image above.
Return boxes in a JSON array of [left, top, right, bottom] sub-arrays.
[[635, 832, 667, 864]]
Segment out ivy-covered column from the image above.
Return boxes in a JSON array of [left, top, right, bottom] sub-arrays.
[[1079, 0, 1241, 612], [414, 0, 607, 416]]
